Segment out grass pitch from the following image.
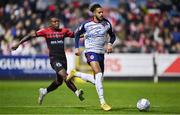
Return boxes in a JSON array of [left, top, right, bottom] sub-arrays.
[[0, 80, 180, 114]]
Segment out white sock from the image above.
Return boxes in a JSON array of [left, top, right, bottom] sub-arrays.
[[95, 73, 105, 104], [75, 71, 95, 84], [43, 88, 47, 95], [75, 90, 79, 97]]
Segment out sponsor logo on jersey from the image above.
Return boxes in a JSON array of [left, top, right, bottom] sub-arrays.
[[50, 40, 63, 44]]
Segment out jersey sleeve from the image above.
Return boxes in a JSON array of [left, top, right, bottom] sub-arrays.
[[75, 23, 86, 48], [36, 28, 46, 37], [65, 28, 74, 38], [107, 21, 116, 44]]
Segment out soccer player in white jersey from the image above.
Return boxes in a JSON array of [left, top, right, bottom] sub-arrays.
[[66, 4, 116, 111]]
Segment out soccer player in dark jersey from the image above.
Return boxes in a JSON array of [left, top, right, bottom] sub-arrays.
[[66, 4, 116, 111], [11, 17, 84, 105]]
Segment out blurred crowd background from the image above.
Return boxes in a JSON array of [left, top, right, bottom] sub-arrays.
[[0, 0, 180, 55]]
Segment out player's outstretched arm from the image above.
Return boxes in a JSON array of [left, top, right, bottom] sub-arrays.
[[106, 23, 116, 53], [75, 24, 85, 56], [11, 31, 36, 50]]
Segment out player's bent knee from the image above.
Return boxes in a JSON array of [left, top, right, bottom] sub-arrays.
[[58, 74, 67, 81], [55, 79, 63, 85]]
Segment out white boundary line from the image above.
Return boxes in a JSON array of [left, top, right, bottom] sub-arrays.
[[0, 105, 94, 108]]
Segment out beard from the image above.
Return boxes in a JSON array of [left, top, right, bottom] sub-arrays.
[[96, 16, 103, 21]]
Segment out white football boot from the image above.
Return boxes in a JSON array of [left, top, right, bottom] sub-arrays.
[[38, 88, 47, 105]]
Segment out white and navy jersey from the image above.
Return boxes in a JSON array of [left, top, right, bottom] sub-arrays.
[[75, 18, 116, 54]]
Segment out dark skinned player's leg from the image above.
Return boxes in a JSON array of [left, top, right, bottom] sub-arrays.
[[58, 68, 77, 92], [58, 69, 85, 101], [38, 73, 63, 105], [38, 59, 65, 105], [46, 73, 63, 93], [38, 59, 84, 105]]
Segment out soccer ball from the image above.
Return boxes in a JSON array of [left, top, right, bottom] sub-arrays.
[[137, 98, 150, 111]]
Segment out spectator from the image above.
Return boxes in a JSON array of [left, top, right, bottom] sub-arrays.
[[0, 0, 179, 55]]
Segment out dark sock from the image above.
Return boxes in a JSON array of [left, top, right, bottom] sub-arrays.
[[47, 80, 62, 93], [65, 80, 77, 92]]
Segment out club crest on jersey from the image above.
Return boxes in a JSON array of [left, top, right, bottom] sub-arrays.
[[90, 55, 94, 59], [56, 62, 62, 67]]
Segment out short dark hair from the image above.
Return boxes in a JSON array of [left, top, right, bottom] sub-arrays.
[[90, 3, 102, 12], [49, 15, 59, 21]]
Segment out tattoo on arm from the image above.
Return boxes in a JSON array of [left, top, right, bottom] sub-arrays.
[[19, 32, 36, 45]]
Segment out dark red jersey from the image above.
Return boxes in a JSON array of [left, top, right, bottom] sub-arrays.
[[36, 27, 74, 58]]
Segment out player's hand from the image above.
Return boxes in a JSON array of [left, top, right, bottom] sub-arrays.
[[75, 48, 81, 56], [106, 43, 113, 53], [11, 43, 20, 51], [79, 34, 84, 38]]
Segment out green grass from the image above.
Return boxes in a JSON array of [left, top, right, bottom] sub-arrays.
[[0, 80, 180, 114]]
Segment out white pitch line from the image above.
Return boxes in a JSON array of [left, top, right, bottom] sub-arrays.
[[0, 114, 109, 115], [0, 105, 94, 108]]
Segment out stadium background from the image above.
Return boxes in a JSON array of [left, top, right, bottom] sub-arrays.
[[0, 0, 180, 114]]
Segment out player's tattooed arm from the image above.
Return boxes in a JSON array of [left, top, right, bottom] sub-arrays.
[[11, 31, 36, 50]]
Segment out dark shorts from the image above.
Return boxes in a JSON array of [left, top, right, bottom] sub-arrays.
[[50, 57, 67, 73], [85, 52, 105, 73]]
